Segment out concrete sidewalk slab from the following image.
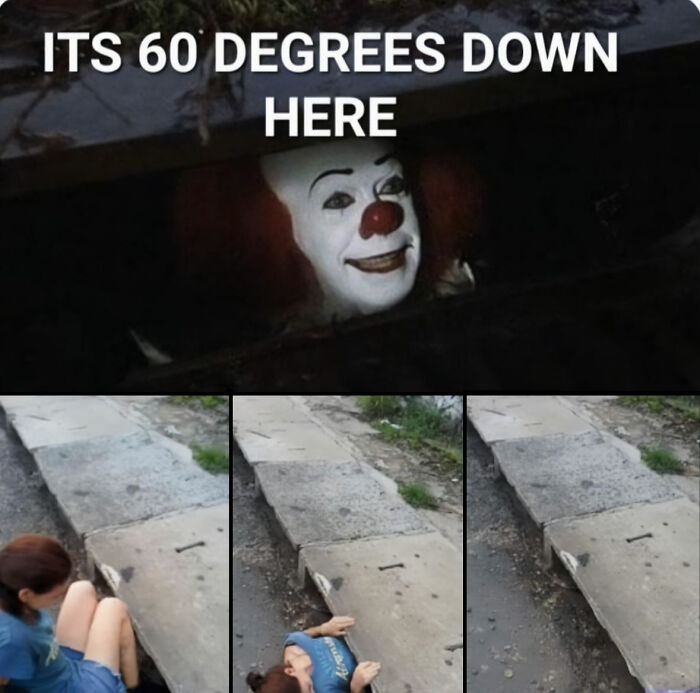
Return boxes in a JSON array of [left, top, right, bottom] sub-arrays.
[[0, 396, 89, 409], [2, 396, 142, 450], [86, 503, 229, 693], [254, 461, 429, 549], [467, 395, 593, 443], [669, 474, 700, 504], [235, 421, 353, 465], [491, 431, 683, 526], [35, 431, 229, 535], [233, 396, 312, 425], [544, 497, 700, 691], [299, 532, 463, 693]]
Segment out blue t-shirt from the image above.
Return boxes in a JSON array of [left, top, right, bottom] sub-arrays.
[[0, 609, 73, 693], [284, 632, 357, 693]]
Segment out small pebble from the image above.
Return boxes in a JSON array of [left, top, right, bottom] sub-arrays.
[[488, 616, 496, 622], [504, 669, 513, 678], [503, 645, 512, 652], [471, 669, 479, 676]]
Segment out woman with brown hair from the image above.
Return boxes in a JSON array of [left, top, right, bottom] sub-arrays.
[[0, 535, 139, 692], [246, 616, 380, 693]]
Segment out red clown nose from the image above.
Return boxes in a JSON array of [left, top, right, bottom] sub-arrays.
[[360, 201, 404, 240]]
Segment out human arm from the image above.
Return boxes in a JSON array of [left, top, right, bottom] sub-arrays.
[[350, 661, 381, 693], [303, 616, 355, 638]]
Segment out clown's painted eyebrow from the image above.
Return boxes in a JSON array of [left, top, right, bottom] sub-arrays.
[[309, 168, 353, 195], [308, 156, 400, 196]]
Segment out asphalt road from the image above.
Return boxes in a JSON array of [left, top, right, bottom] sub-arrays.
[[466, 423, 643, 693], [0, 412, 84, 549], [233, 443, 331, 693], [0, 409, 168, 692]]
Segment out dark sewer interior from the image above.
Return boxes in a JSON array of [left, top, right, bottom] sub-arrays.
[[1, 65, 699, 391]]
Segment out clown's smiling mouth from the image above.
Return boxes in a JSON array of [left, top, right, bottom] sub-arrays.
[[345, 245, 410, 274]]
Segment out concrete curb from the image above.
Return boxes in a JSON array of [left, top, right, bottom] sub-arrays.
[[233, 395, 464, 693], [0, 396, 229, 693], [466, 395, 700, 691]]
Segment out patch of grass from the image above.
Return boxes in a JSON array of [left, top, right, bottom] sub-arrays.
[[356, 395, 403, 419], [640, 446, 683, 474], [359, 396, 463, 467], [192, 446, 229, 473], [171, 395, 227, 410], [666, 396, 700, 422], [618, 395, 665, 413], [618, 395, 700, 422], [398, 482, 438, 509]]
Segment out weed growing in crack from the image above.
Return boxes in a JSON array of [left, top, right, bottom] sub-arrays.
[[640, 446, 683, 474], [193, 445, 230, 473], [398, 482, 438, 509]]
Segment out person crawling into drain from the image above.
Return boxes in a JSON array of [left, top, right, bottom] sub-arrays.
[[246, 615, 381, 693], [0, 535, 139, 693]]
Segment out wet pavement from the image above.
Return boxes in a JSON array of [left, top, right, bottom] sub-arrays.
[[466, 423, 643, 693]]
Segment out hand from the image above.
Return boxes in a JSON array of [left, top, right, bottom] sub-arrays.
[[350, 661, 381, 691], [0, 676, 9, 685], [320, 615, 355, 637]]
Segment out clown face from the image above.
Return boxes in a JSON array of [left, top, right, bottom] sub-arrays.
[[260, 140, 421, 319]]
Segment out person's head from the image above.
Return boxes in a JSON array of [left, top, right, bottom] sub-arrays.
[[0, 535, 72, 619], [260, 139, 421, 318], [245, 664, 303, 693], [247, 645, 317, 693]]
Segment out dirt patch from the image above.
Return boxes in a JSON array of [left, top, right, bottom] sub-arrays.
[[568, 396, 699, 473], [128, 396, 229, 472], [300, 396, 463, 549]]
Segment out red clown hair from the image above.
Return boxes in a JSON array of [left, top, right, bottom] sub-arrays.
[[173, 148, 483, 322]]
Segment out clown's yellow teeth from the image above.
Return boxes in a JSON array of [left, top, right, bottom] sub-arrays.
[[346, 246, 409, 274]]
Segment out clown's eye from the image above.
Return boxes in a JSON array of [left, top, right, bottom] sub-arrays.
[[323, 192, 355, 210], [379, 175, 406, 196]]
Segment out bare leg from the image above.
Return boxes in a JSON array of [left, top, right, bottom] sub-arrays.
[[55, 581, 98, 652], [83, 597, 139, 689]]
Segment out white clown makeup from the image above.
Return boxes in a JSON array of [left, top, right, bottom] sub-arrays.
[[260, 140, 421, 320]]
